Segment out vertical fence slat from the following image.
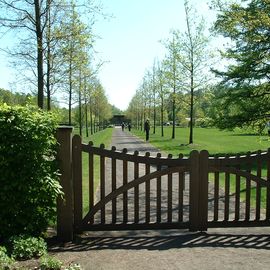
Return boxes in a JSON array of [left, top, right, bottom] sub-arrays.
[[88, 142, 94, 224], [178, 171, 184, 222], [73, 135, 82, 233], [111, 147, 117, 224], [167, 171, 173, 223], [134, 151, 139, 223], [100, 144, 105, 224], [167, 154, 173, 223], [245, 152, 251, 221], [189, 150, 200, 231], [214, 173, 219, 221], [123, 148, 128, 223], [235, 155, 240, 221], [256, 150, 262, 220], [224, 155, 230, 221], [214, 156, 219, 221], [156, 153, 162, 223], [145, 152, 151, 224]]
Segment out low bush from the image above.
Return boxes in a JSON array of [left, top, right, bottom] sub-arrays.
[[40, 254, 62, 270], [9, 235, 47, 260], [0, 246, 14, 269], [0, 104, 63, 240]]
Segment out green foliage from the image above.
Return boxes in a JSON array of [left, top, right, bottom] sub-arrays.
[[9, 235, 47, 260], [0, 88, 35, 106], [40, 255, 62, 270], [0, 104, 62, 240], [0, 246, 14, 269], [111, 104, 123, 115], [212, 0, 270, 129]]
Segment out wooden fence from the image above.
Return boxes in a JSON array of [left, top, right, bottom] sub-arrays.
[[56, 127, 270, 241]]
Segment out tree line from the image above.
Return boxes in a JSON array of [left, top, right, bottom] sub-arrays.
[[126, 0, 270, 142], [0, 0, 113, 135]]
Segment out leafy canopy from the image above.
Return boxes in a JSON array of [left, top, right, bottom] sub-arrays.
[[212, 0, 270, 130]]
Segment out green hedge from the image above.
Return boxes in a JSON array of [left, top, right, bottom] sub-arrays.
[[0, 104, 62, 240]]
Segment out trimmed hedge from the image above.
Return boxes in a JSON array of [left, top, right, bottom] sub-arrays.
[[0, 104, 62, 240]]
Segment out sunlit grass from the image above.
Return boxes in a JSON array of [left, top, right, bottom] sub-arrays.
[[132, 126, 270, 157]]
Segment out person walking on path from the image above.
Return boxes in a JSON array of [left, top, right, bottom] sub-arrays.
[[144, 118, 150, 141], [121, 122, 125, 131], [128, 123, 131, 131]]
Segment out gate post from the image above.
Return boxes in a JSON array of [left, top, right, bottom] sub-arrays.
[[198, 150, 209, 231], [189, 150, 200, 231], [56, 126, 74, 242]]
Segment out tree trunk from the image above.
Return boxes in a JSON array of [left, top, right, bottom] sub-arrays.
[[46, 37, 51, 111], [189, 73, 194, 144], [46, 0, 52, 111], [153, 100, 156, 134], [68, 55, 72, 125], [172, 86, 176, 139], [90, 101, 93, 135], [161, 95, 164, 137], [34, 0, 44, 109], [84, 80, 89, 137], [79, 87, 82, 136]]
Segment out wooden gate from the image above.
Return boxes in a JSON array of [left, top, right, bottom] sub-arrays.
[[56, 127, 270, 242], [72, 135, 208, 233]]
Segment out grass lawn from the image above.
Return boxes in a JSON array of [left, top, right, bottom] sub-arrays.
[[131, 126, 270, 156], [73, 127, 114, 215]]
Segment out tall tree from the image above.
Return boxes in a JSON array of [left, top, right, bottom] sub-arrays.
[[156, 61, 168, 137], [59, 2, 91, 125], [211, 0, 270, 131], [163, 33, 182, 139], [173, 0, 210, 144], [0, 0, 55, 108]]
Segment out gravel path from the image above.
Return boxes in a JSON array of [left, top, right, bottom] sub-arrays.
[[51, 127, 270, 270]]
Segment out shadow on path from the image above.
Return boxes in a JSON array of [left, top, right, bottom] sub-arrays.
[[49, 231, 270, 252]]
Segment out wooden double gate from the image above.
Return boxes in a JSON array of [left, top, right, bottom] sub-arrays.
[[56, 127, 270, 241]]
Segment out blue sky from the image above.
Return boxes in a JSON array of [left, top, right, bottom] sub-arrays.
[[94, 0, 215, 110], [0, 0, 216, 110]]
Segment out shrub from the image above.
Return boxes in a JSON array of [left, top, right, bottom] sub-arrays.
[[0, 104, 63, 239], [9, 235, 47, 260], [40, 255, 62, 270], [0, 246, 14, 269]]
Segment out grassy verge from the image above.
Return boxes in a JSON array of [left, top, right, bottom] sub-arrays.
[[73, 127, 114, 215], [132, 126, 269, 156]]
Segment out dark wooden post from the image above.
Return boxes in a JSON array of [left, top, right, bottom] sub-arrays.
[[56, 126, 73, 242], [189, 150, 200, 231], [198, 150, 209, 231], [266, 148, 270, 219]]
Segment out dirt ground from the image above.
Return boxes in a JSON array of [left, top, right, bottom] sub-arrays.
[[14, 128, 270, 269]]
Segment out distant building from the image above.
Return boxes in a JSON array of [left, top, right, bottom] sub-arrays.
[[110, 114, 130, 126]]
